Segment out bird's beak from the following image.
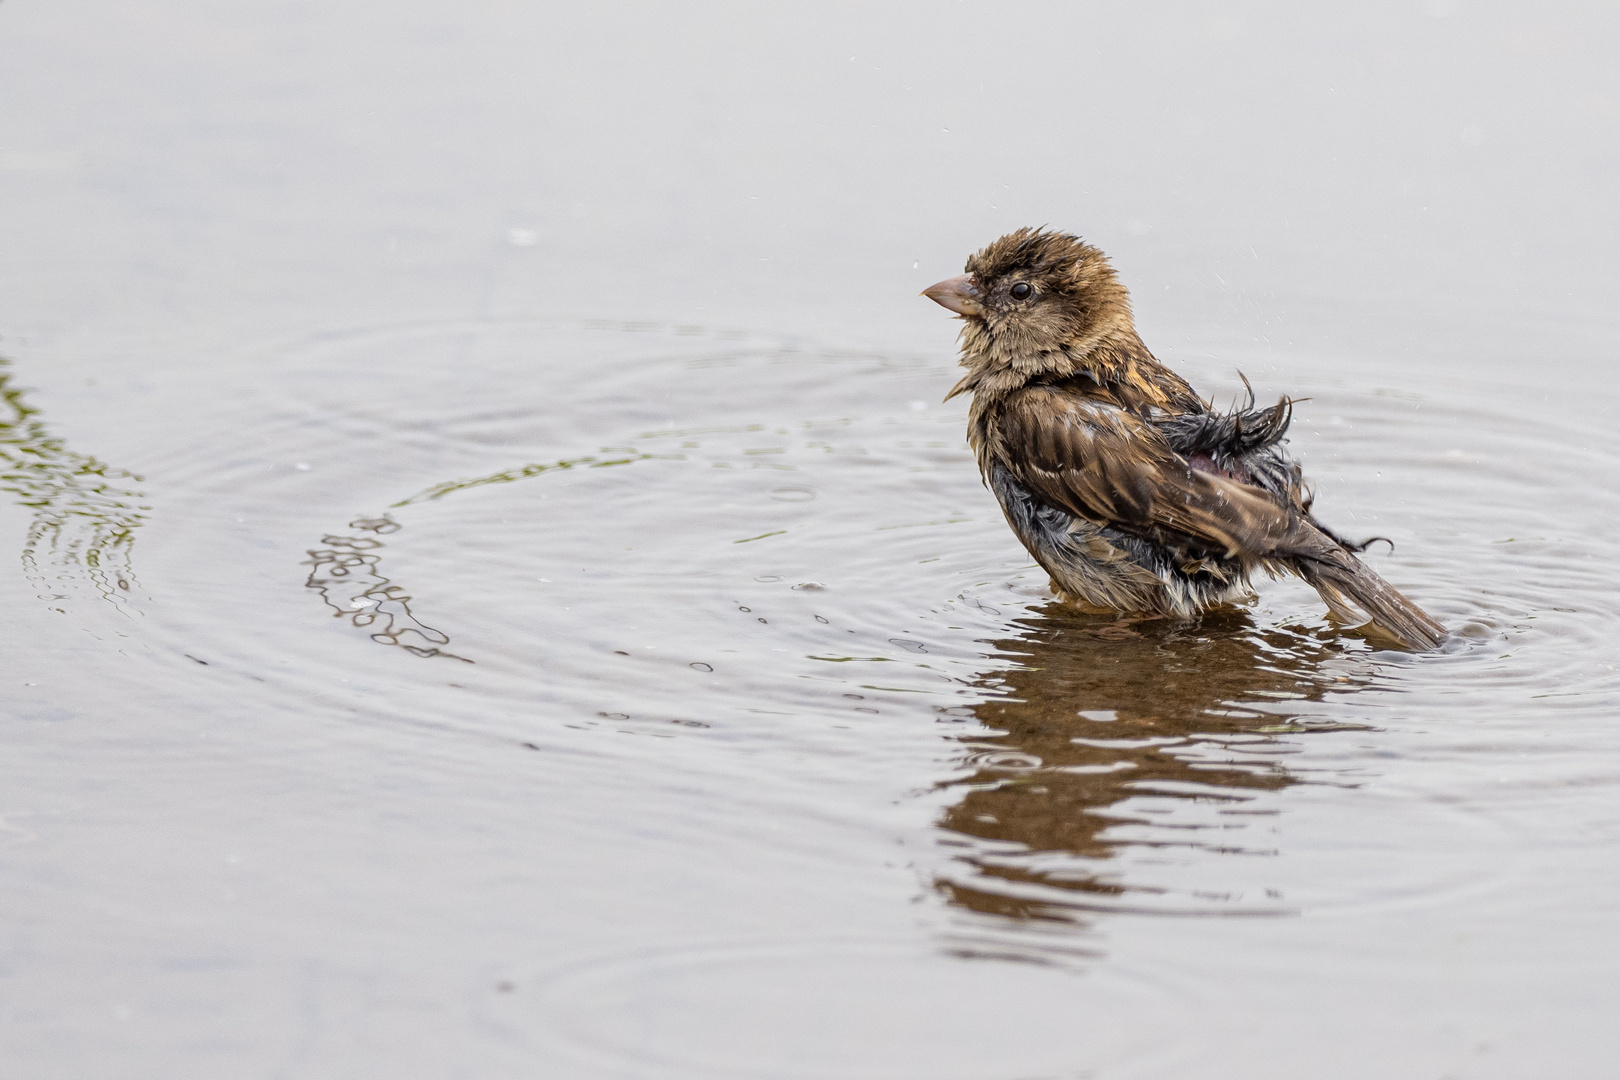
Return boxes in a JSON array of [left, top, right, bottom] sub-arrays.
[[922, 274, 982, 317]]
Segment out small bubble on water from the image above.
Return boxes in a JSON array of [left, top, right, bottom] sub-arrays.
[[507, 228, 538, 247], [294, 462, 312, 471]]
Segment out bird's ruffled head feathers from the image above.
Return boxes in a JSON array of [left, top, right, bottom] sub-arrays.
[[926, 228, 1138, 383]]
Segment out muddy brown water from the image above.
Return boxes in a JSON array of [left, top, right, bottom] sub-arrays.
[[4, 3, 1619, 1078]]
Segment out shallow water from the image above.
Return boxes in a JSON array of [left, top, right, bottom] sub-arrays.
[[4, 3, 1619, 1078]]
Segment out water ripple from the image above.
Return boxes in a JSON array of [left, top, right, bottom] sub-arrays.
[[0, 355, 148, 612]]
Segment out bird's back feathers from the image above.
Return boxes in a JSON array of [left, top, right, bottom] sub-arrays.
[[975, 379, 1444, 649]]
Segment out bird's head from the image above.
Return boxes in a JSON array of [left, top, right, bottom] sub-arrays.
[[923, 228, 1136, 368]]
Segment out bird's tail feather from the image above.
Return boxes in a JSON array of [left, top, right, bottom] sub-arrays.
[[1298, 555, 1446, 651]]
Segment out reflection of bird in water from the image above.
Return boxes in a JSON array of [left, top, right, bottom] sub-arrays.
[[934, 601, 1369, 925], [923, 228, 1445, 650]]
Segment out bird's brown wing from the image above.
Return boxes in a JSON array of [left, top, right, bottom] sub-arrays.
[[995, 386, 1309, 562], [993, 386, 1447, 649]]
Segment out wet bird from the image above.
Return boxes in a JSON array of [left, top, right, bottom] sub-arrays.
[[923, 228, 1446, 650]]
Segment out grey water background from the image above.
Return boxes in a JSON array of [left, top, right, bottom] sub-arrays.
[[3, 2, 1619, 1078]]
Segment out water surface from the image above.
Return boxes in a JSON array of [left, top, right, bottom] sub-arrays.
[[3, 3, 1618, 1078]]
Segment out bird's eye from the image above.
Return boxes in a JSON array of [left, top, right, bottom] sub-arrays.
[[1010, 282, 1032, 300]]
